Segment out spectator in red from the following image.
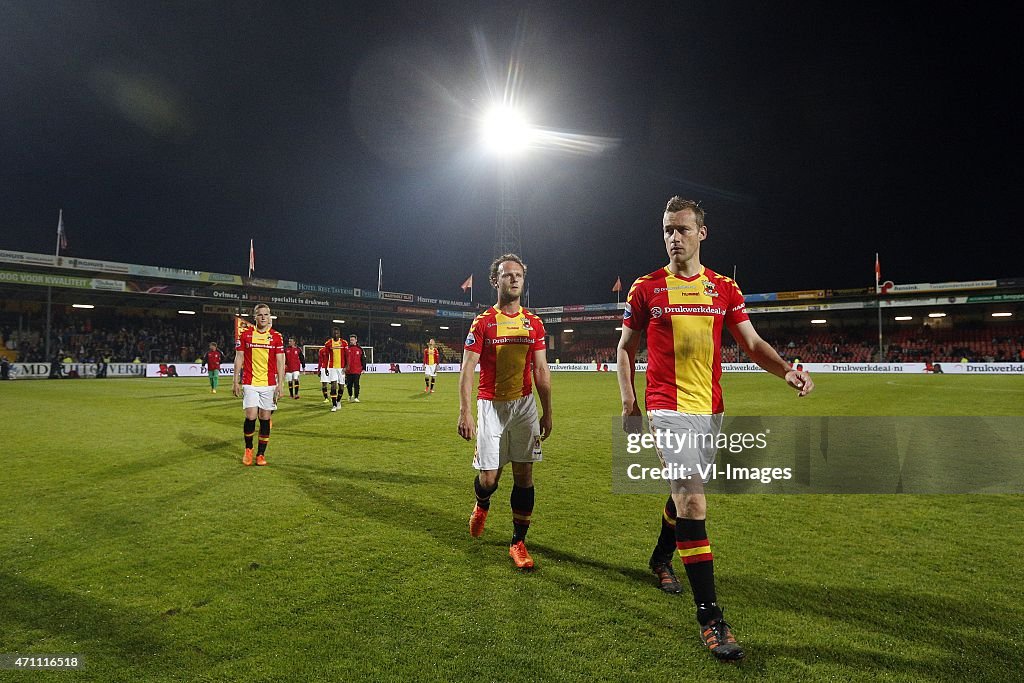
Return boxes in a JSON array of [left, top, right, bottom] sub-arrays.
[[346, 334, 365, 402]]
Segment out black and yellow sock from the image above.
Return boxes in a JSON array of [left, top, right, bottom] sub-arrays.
[[651, 496, 677, 565], [321, 383, 329, 399], [243, 418, 256, 449], [430, 377, 436, 390], [330, 382, 338, 407], [676, 518, 721, 624], [288, 380, 294, 397], [510, 485, 535, 543], [257, 418, 271, 456], [474, 475, 498, 511]]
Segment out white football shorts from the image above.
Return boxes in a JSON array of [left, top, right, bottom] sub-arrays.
[[319, 367, 330, 383], [242, 385, 278, 411], [423, 363, 438, 377], [473, 394, 543, 471], [328, 367, 346, 383], [285, 370, 301, 382], [646, 410, 724, 484]]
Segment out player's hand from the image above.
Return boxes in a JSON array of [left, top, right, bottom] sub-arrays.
[[785, 370, 814, 397], [621, 400, 643, 434], [274, 384, 283, 401], [539, 413, 553, 440], [232, 381, 241, 398], [457, 411, 476, 441]]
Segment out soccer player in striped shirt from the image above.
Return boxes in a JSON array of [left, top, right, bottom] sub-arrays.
[[458, 254, 552, 569], [232, 303, 286, 466], [324, 328, 348, 412], [423, 338, 440, 393], [617, 197, 814, 661]]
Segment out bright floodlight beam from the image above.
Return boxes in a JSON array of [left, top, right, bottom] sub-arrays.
[[480, 105, 534, 157]]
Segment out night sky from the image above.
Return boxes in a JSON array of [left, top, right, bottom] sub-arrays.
[[1, 2, 1017, 305]]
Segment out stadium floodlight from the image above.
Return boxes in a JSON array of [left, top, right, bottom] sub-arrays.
[[390, 323, 402, 327], [177, 310, 196, 315], [991, 312, 1013, 317], [811, 319, 827, 324], [615, 326, 623, 331], [271, 315, 278, 319], [480, 104, 534, 157], [332, 319, 345, 323], [562, 329, 575, 333], [894, 316, 913, 321], [72, 304, 94, 309], [928, 313, 947, 318], [439, 325, 450, 330]]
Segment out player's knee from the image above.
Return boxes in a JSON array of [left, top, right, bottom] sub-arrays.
[[477, 470, 500, 489], [511, 463, 533, 488]]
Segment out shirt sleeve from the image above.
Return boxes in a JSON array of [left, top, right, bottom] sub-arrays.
[[465, 316, 485, 354], [623, 278, 648, 330], [235, 333, 244, 351], [530, 317, 547, 351], [724, 282, 749, 326]]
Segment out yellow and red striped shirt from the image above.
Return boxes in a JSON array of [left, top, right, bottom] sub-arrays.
[[624, 266, 748, 414], [236, 327, 285, 386], [465, 306, 546, 401]]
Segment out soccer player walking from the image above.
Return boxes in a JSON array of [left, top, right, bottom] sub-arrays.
[[345, 334, 364, 402], [233, 303, 286, 466], [324, 328, 348, 412], [317, 343, 331, 403], [458, 254, 552, 569], [423, 338, 440, 393], [617, 197, 813, 661], [284, 337, 303, 399], [201, 342, 222, 393]]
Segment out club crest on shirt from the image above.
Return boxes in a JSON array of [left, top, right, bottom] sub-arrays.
[[522, 318, 532, 330], [465, 332, 476, 346], [703, 280, 719, 298], [650, 306, 663, 319]]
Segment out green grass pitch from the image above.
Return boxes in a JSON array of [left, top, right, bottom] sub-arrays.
[[2, 373, 1022, 681]]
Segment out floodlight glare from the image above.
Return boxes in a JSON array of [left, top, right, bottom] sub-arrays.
[[480, 105, 533, 156]]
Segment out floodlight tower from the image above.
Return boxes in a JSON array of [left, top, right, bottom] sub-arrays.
[[480, 105, 533, 260]]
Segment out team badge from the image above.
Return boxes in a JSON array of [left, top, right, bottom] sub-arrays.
[[651, 306, 663, 319], [465, 332, 476, 346], [623, 302, 632, 320], [522, 319, 532, 330], [703, 280, 719, 297]]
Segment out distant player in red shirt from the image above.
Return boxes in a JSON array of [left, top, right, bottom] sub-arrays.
[[617, 197, 813, 662], [284, 337, 302, 399], [423, 338, 440, 393], [317, 344, 331, 402], [232, 303, 286, 466], [345, 334, 365, 402], [324, 328, 348, 412], [201, 342, 222, 393], [458, 253, 552, 570]]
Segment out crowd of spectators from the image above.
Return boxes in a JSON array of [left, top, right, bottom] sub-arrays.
[[0, 314, 468, 365]]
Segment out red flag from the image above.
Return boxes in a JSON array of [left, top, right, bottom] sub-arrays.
[[874, 253, 880, 293], [460, 274, 473, 292], [612, 276, 622, 293], [248, 239, 255, 277]]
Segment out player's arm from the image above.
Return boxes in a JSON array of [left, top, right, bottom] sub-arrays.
[[457, 349, 480, 441], [533, 349, 553, 440], [616, 325, 644, 431], [274, 351, 286, 400], [729, 320, 814, 397], [232, 348, 244, 397]]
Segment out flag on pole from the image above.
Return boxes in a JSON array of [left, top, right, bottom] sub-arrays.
[[874, 252, 880, 294], [248, 239, 255, 277], [461, 274, 473, 292], [56, 210, 68, 254], [378, 259, 383, 291], [611, 276, 622, 293]]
